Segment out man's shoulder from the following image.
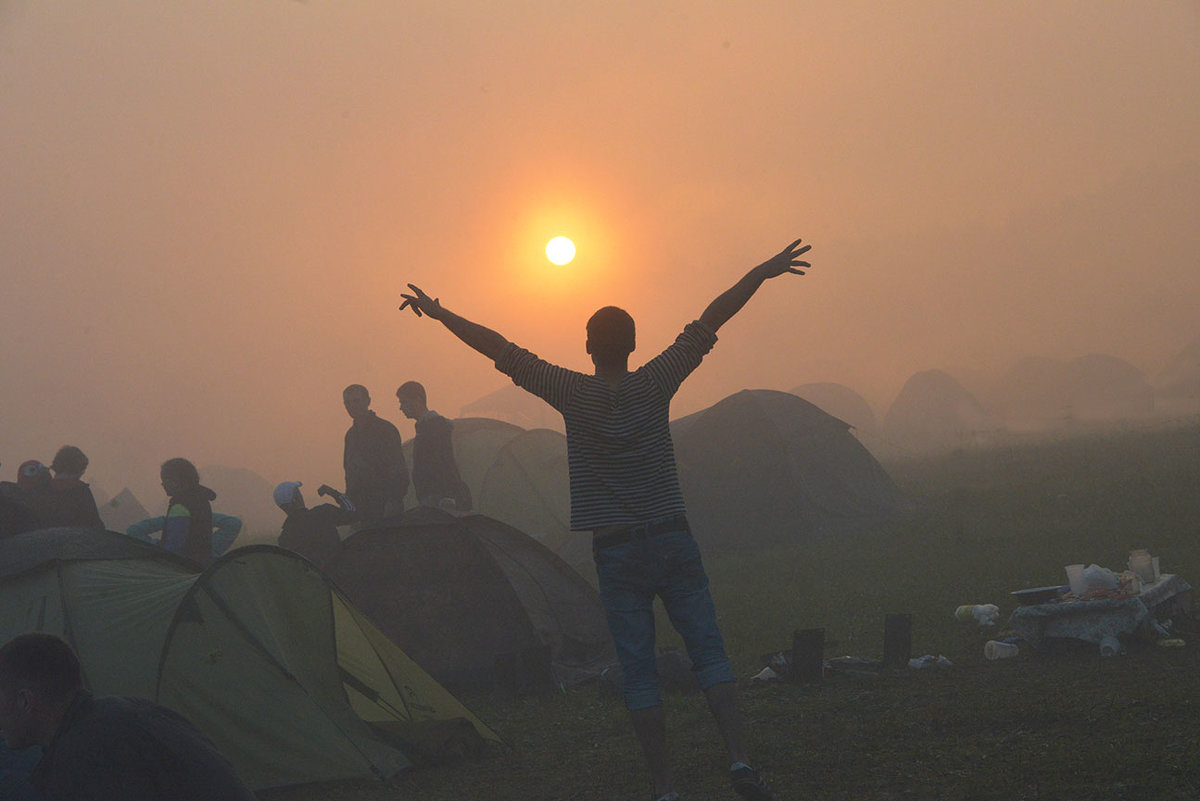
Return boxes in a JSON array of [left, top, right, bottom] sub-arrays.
[[417, 410, 451, 432], [60, 695, 160, 738], [349, 412, 401, 436], [366, 413, 401, 434]]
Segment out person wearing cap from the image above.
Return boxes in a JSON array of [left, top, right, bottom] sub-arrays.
[[0, 461, 38, 538], [0, 461, 52, 536], [274, 481, 356, 569], [395, 381, 472, 512], [342, 384, 409, 527], [399, 237, 812, 801]]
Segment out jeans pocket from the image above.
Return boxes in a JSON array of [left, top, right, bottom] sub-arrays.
[[656, 531, 704, 580]]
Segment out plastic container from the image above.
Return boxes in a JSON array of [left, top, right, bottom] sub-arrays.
[[984, 640, 1019, 660], [1099, 635, 1121, 657], [1082, 564, 1117, 591], [1065, 563, 1087, 596], [1128, 550, 1155, 584]]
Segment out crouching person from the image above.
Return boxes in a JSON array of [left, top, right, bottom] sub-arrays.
[[0, 633, 256, 801], [274, 481, 355, 569]]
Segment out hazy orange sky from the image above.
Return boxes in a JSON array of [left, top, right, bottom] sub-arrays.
[[2, 1, 1198, 508]]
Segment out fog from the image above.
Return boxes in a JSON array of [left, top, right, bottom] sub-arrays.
[[2, 1, 1197, 513]]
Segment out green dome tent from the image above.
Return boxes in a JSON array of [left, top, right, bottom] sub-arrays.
[[403, 418, 587, 571], [672, 389, 906, 553], [882, 369, 1002, 456], [326, 509, 615, 693], [790, 381, 880, 442], [0, 528, 499, 790]]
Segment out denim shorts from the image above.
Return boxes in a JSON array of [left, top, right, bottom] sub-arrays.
[[593, 520, 735, 711]]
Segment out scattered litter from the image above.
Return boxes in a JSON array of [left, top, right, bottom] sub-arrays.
[[749, 651, 791, 681], [750, 653, 891, 680], [908, 654, 952, 669], [1082, 564, 1118, 591], [750, 666, 779, 682], [1156, 639, 1186, 648], [955, 604, 1000, 626], [984, 640, 1018, 660]]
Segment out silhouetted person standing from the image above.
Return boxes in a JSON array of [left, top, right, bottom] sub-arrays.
[[157, 458, 216, 567], [400, 237, 812, 801], [0, 632, 256, 801], [342, 384, 409, 527], [396, 381, 471, 511]]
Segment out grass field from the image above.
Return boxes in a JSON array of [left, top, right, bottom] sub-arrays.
[[263, 420, 1200, 801]]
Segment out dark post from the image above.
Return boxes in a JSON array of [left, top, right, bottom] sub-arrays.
[[882, 613, 913, 668], [790, 628, 825, 683]]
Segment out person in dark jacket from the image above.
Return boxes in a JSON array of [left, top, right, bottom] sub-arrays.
[[0, 462, 50, 537], [0, 632, 255, 801], [0, 736, 40, 801], [395, 381, 472, 511], [38, 447, 104, 530], [157, 458, 215, 566], [273, 481, 356, 569], [124, 512, 243, 561], [0, 462, 39, 539], [342, 384, 409, 527]]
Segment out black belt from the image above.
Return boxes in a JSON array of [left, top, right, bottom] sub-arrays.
[[592, 515, 689, 551]]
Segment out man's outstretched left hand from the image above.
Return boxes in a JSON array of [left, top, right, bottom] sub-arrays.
[[399, 284, 446, 320]]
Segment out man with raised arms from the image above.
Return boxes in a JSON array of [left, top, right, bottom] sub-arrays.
[[399, 238, 812, 801]]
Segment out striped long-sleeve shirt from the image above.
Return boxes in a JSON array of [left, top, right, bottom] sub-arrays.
[[495, 320, 718, 530]]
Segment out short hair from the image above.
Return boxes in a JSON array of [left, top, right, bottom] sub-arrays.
[[343, 384, 369, 400], [160, 458, 200, 489], [0, 633, 84, 700], [51, 445, 89, 476], [587, 306, 636, 355], [396, 381, 426, 403]]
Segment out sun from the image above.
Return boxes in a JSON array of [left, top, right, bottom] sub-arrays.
[[545, 236, 576, 266]]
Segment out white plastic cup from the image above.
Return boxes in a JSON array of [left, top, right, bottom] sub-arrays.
[[1128, 550, 1155, 584], [1099, 635, 1121, 657], [984, 640, 1019, 660], [1065, 564, 1087, 596]]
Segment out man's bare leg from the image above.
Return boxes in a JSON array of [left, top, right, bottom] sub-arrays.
[[704, 681, 748, 765], [630, 705, 673, 798]]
